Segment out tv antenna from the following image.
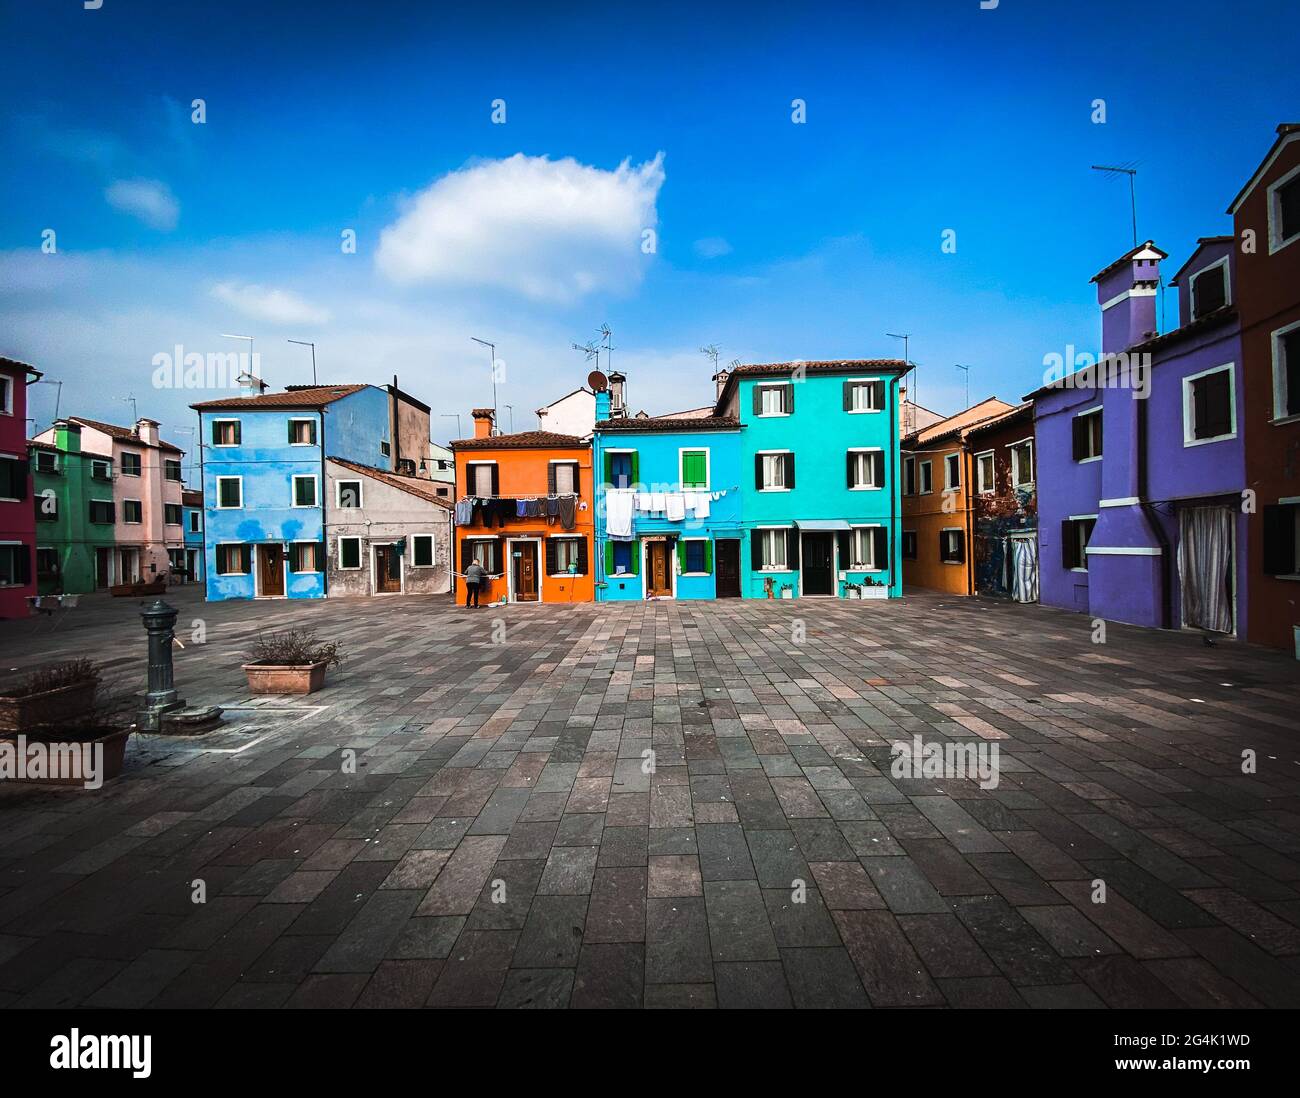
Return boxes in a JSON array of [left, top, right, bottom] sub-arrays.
[[118, 393, 138, 424], [1090, 162, 1139, 247], [699, 344, 721, 371]]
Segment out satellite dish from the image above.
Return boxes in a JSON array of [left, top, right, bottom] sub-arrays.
[[588, 370, 608, 392]]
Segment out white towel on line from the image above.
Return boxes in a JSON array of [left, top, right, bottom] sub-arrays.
[[690, 492, 710, 519], [606, 490, 634, 538], [666, 494, 686, 521]]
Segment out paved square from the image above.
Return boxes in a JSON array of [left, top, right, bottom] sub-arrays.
[[2, 589, 1299, 1008]]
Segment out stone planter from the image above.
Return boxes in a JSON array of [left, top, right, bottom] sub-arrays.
[[0, 680, 98, 734], [110, 580, 166, 598], [242, 661, 330, 695], [860, 587, 889, 600], [0, 728, 131, 786]]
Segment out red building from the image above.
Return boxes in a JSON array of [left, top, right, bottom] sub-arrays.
[[1231, 123, 1300, 652], [0, 356, 42, 618]]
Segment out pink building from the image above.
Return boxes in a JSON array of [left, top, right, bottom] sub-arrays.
[[0, 357, 41, 618]]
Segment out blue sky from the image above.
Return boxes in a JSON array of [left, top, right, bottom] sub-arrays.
[[2, 0, 1296, 469]]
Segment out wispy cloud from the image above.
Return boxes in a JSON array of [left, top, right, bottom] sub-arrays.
[[694, 236, 733, 259], [375, 152, 665, 303], [105, 178, 179, 230], [211, 281, 330, 326]]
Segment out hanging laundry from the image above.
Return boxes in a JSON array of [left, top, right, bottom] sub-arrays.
[[558, 494, 578, 531], [516, 499, 528, 518], [650, 492, 666, 513], [606, 489, 634, 538], [690, 492, 710, 519], [546, 497, 560, 518], [635, 493, 653, 513], [665, 494, 686, 521]]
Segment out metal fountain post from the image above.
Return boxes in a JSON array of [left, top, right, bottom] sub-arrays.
[[138, 599, 185, 731]]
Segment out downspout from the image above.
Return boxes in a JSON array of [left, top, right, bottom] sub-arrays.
[[319, 408, 328, 597], [964, 442, 975, 596], [390, 375, 400, 472], [1136, 390, 1170, 627], [195, 409, 205, 594]]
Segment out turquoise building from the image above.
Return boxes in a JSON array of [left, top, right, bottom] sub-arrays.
[[593, 389, 744, 600], [715, 360, 908, 600]]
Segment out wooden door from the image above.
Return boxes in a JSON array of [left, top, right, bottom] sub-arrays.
[[375, 546, 402, 593], [648, 542, 671, 597], [715, 539, 741, 598], [258, 544, 285, 597], [513, 543, 538, 602], [801, 533, 834, 595], [95, 548, 111, 589]]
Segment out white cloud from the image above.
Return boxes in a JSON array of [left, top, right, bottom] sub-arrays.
[[694, 236, 733, 259], [375, 152, 665, 302], [211, 281, 331, 326], [104, 178, 180, 230]]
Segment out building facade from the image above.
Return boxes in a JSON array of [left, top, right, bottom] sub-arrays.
[[29, 423, 116, 595], [0, 357, 39, 617], [965, 403, 1038, 601], [180, 487, 204, 584], [716, 360, 907, 600], [451, 410, 594, 605]]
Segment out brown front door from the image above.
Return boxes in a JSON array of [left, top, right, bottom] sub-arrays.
[[647, 541, 672, 598], [258, 544, 285, 597], [375, 545, 402, 593], [95, 548, 111, 589], [513, 542, 538, 602], [715, 538, 741, 598]]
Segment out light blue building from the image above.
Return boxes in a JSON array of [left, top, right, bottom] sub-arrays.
[[191, 382, 394, 601], [181, 487, 204, 584], [593, 389, 744, 600], [715, 360, 908, 599]]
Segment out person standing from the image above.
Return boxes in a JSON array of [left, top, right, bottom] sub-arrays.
[[463, 559, 486, 608]]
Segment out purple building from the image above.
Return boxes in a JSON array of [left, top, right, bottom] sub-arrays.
[[1030, 238, 1246, 635]]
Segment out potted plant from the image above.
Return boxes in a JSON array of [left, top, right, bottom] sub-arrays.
[[843, 582, 862, 599], [2, 682, 136, 786], [860, 577, 889, 600], [242, 629, 342, 695], [0, 659, 100, 733]]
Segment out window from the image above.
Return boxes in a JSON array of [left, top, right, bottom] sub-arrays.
[[468, 462, 497, 497], [339, 536, 362, 570], [380, 440, 391, 457], [89, 499, 114, 524], [1189, 261, 1228, 319], [36, 548, 59, 577], [844, 527, 887, 570], [547, 536, 586, 576], [164, 458, 183, 481], [189, 511, 200, 533], [902, 457, 916, 496], [212, 420, 240, 446], [216, 477, 242, 509], [549, 461, 580, 495], [397, 458, 416, 476], [756, 452, 793, 491], [34, 450, 57, 474], [940, 529, 966, 564], [680, 539, 710, 575], [36, 492, 57, 522], [1183, 364, 1235, 444], [90, 458, 112, 481], [216, 544, 251, 575], [975, 451, 995, 494], [680, 449, 708, 489], [919, 460, 933, 494], [464, 538, 502, 573], [123, 499, 143, 524], [754, 383, 793, 416], [168, 548, 185, 573], [1268, 164, 1300, 252], [752, 528, 796, 571], [1010, 440, 1034, 487], [1062, 517, 1096, 570], [1273, 323, 1300, 421], [847, 449, 885, 490], [118, 452, 141, 477], [436, 485, 449, 497], [1262, 502, 1300, 577], [292, 475, 318, 507], [164, 503, 182, 525], [607, 451, 636, 489], [412, 535, 435, 567], [290, 542, 321, 573], [612, 540, 634, 575], [1072, 408, 1102, 461], [0, 458, 26, 500], [0, 544, 31, 586], [288, 419, 317, 446], [336, 479, 363, 508], [844, 379, 885, 412], [943, 453, 960, 490], [0, 377, 10, 415], [902, 531, 918, 560]]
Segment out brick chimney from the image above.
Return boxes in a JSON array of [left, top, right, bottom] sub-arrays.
[[136, 418, 159, 446], [1092, 241, 1167, 355], [712, 367, 731, 401], [471, 408, 495, 439]]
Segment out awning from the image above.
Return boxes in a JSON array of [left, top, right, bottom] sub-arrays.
[[794, 519, 851, 531]]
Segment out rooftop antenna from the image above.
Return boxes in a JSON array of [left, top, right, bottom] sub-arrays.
[[598, 323, 614, 375], [699, 344, 721, 372], [287, 339, 317, 385], [887, 332, 913, 431], [118, 393, 138, 425], [470, 337, 498, 422], [1090, 163, 1139, 247], [955, 364, 971, 408], [32, 378, 62, 425], [573, 338, 601, 371]]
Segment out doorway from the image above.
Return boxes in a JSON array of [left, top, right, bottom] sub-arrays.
[[1009, 535, 1039, 603], [119, 549, 140, 585], [511, 541, 539, 602], [374, 544, 403, 594], [715, 538, 741, 598], [257, 544, 285, 597], [646, 540, 673, 598], [95, 547, 112, 589], [186, 548, 200, 583], [801, 532, 834, 595], [1177, 505, 1234, 634]]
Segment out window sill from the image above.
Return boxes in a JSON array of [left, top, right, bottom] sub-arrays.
[[759, 487, 791, 493], [548, 573, 586, 579], [1183, 432, 1237, 448], [846, 409, 883, 415], [755, 413, 791, 419], [849, 486, 882, 492], [1271, 573, 1300, 582], [1070, 567, 1089, 573], [940, 560, 964, 566], [1269, 413, 1300, 426], [1077, 456, 1102, 464], [679, 572, 709, 578], [760, 568, 796, 573]]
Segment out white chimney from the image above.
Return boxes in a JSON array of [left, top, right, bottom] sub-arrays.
[[236, 370, 268, 399], [136, 418, 159, 445]]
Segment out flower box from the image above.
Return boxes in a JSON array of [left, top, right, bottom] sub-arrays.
[[0, 680, 98, 734], [242, 661, 330, 695], [0, 728, 131, 786]]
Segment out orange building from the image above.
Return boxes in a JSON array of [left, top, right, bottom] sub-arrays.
[[901, 397, 1014, 595], [450, 409, 595, 605]]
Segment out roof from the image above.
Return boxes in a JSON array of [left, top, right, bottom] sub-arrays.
[[714, 359, 908, 411], [1129, 304, 1237, 353], [328, 458, 453, 508], [68, 416, 183, 453], [0, 356, 42, 382], [27, 439, 58, 453], [182, 488, 203, 507], [904, 397, 1017, 446], [655, 406, 716, 420], [1089, 241, 1168, 284], [190, 384, 368, 410], [961, 402, 1033, 441], [1169, 237, 1234, 286], [596, 415, 740, 433], [1227, 123, 1300, 214], [470, 407, 495, 417], [535, 387, 593, 414], [449, 430, 588, 451]]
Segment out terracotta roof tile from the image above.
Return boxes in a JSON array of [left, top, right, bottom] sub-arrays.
[[714, 359, 908, 411], [595, 415, 740, 432], [329, 457, 453, 507], [68, 416, 183, 453], [190, 384, 368, 410], [449, 431, 587, 451]]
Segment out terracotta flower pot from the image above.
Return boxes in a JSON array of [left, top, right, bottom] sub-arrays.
[[0, 728, 131, 786], [242, 661, 329, 695], [0, 680, 98, 734]]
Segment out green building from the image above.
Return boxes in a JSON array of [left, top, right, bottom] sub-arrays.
[[30, 421, 117, 595]]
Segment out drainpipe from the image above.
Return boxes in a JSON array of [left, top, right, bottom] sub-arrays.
[[319, 408, 328, 596], [1136, 390, 1170, 627], [390, 375, 400, 473], [195, 409, 205, 593]]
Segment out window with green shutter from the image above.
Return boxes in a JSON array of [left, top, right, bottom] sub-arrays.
[[680, 449, 707, 489]]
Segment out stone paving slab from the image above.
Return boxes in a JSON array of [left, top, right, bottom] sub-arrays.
[[1, 586, 1299, 1008]]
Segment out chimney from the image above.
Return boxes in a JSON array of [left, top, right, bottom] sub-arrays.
[[236, 369, 268, 399], [595, 388, 611, 422], [1092, 241, 1167, 356], [136, 418, 159, 446], [712, 367, 731, 401], [471, 407, 495, 439], [608, 371, 626, 417]]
